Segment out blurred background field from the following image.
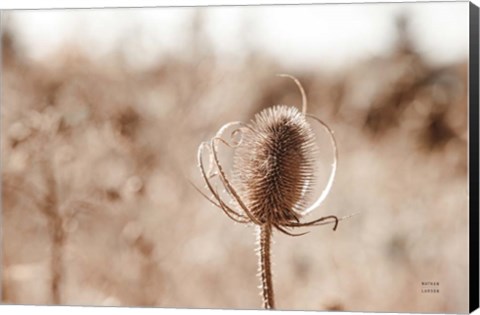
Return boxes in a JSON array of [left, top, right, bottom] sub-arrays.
[[0, 3, 470, 313]]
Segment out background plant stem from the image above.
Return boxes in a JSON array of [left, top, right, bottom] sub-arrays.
[[41, 158, 64, 305]]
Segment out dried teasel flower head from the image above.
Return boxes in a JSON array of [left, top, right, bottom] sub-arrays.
[[195, 75, 356, 310], [196, 74, 352, 236], [232, 105, 318, 225]]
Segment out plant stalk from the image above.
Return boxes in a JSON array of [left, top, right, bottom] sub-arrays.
[[258, 223, 274, 309], [41, 159, 64, 305]]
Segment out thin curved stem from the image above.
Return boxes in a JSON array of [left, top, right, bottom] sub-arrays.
[[258, 223, 275, 309], [299, 114, 338, 216], [211, 137, 262, 225], [215, 121, 253, 148], [277, 74, 308, 114], [273, 223, 309, 237], [285, 213, 360, 230], [286, 215, 339, 231], [197, 142, 249, 222]]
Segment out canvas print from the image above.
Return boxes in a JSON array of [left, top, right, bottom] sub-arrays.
[[0, 2, 475, 313]]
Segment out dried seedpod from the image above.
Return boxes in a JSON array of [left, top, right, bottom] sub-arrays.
[[195, 74, 352, 309]]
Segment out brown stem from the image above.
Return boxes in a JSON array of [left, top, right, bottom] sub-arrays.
[[50, 216, 64, 305], [41, 160, 64, 305], [258, 223, 274, 309]]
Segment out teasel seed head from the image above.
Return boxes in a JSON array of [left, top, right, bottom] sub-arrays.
[[195, 74, 357, 236], [194, 75, 358, 310], [233, 105, 318, 225]]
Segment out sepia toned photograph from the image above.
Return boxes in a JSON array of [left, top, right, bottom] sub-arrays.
[[0, 2, 474, 313]]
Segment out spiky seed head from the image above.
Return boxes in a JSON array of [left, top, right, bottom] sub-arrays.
[[233, 105, 318, 225]]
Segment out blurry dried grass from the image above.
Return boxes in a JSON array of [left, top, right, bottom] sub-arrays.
[[1, 14, 469, 312]]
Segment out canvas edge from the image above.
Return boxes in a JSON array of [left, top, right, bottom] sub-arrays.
[[0, 2, 476, 313], [469, 1, 480, 314]]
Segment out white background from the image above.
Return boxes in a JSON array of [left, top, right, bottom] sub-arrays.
[[0, 0, 479, 315]]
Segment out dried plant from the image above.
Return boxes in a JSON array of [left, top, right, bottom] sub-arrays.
[[195, 75, 352, 309], [40, 158, 64, 305]]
